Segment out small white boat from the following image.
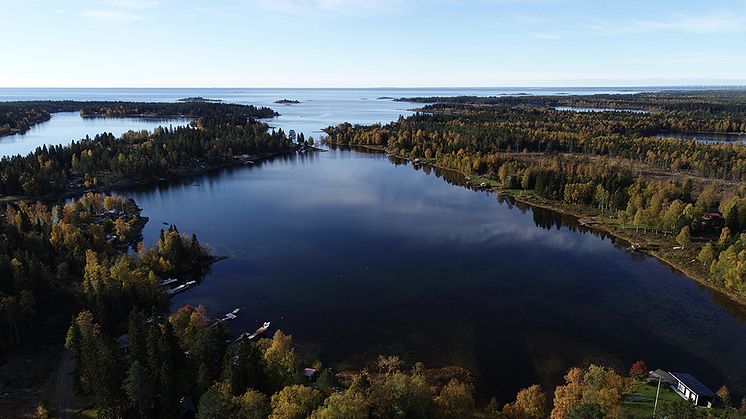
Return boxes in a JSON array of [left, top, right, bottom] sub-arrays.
[[185, 280, 197, 287], [231, 308, 241, 315], [159, 278, 178, 287], [167, 284, 189, 294], [263, 321, 270, 328]]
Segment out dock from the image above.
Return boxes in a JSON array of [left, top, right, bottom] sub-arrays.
[[235, 321, 271, 342]]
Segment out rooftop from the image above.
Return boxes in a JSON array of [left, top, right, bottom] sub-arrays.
[[669, 372, 714, 397]]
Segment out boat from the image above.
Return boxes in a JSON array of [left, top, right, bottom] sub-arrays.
[[167, 284, 189, 294], [167, 280, 197, 295], [159, 278, 178, 287], [231, 308, 240, 315]]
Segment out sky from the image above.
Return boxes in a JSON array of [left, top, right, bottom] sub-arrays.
[[1, 0, 746, 87]]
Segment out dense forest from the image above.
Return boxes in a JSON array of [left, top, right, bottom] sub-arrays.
[[399, 90, 746, 130], [0, 102, 296, 197], [326, 92, 746, 305], [1, 101, 277, 134], [60, 310, 746, 418], [0, 193, 213, 349]]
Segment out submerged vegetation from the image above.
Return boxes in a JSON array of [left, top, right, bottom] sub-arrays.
[[326, 91, 746, 305]]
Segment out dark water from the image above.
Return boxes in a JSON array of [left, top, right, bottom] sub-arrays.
[[657, 132, 746, 144], [123, 148, 746, 401], [0, 112, 191, 158]]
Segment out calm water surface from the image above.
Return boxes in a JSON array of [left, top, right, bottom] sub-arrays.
[[0, 112, 191, 158], [123, 148, 746, 401], [4, 88, 746, 400], [1, 87, 689, 144]]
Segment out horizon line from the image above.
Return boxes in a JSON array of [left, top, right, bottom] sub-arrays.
[[2, 84, 746, 90]]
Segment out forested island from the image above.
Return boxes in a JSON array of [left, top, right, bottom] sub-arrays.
[[274, 99, 301, 104], [326, 91, 746, 308], [0, 100, 277, 138], [0, 101, 301, 199]]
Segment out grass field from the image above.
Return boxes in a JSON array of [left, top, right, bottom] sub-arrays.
[[623, 381, 681, 418]]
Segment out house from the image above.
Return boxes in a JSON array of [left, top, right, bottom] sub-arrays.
[[303, 368, 317, 381], [701, 210, 724, 230], [669, 372, 714, 407]]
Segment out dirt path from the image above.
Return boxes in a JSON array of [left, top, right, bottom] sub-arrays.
[[53, 349, 74, 419]]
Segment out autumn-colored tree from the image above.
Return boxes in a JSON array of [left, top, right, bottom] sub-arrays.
[[628, 360, 647, 379], [676, 226, 690, 247], [503, 384, 547, 419], [550, 365, 628, 419], [270, 385, 324, 419], [716, 384, 731, 407], [434, 378, 475, 419], [310, 389, 369, 419], [262, 330, 300, 391]]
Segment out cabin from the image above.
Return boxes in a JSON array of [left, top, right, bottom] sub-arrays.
[[303, 368, 317, 381], [669, 372, 714, 407], [701, 210, 724, 230]]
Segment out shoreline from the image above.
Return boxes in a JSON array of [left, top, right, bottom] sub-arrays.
[[0, 149, 301, 205], [341, 143, 746, 310]]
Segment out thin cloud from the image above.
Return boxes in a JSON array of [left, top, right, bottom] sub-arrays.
[[79, 9, 143, 22], [588, 11, 746, 35], [250, 0, 416, 17], [100, 0, 161, 8]]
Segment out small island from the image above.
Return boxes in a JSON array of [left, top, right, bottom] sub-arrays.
[[177, 96, 222, 103], [274, 99, 301, 104]]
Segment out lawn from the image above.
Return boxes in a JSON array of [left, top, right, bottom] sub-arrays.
[[623, 381, 681, 418]]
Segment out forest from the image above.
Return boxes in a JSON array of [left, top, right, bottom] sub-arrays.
[[0, 193, 213, 349], [1, 101, 277, 134], [60, 308, 746, 418], [0, 101, 296, 197], [325, 91, 746, 306]]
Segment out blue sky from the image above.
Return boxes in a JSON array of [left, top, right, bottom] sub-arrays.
[[2, 0, 746, 87]]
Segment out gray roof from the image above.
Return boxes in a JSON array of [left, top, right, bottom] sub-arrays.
[[670, 372, 715, 397], [649, 369, 675, 384]]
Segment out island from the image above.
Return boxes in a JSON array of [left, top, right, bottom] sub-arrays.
[[0, 101, 291, 200], [274, 99, 301, 104], [177, 96, 223, 103]]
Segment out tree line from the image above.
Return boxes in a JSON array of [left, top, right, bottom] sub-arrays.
[[63, 304, 746, 418]]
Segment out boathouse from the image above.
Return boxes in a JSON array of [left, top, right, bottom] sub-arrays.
[[669, 372, 714, 407]]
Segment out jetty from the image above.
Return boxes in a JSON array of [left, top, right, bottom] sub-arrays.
[[166, 280, 196, 295], [236, 321, 271, 342]]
